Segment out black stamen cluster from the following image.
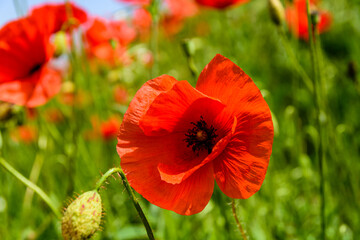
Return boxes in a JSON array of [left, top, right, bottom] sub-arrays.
[[184, 116, 218, 154]]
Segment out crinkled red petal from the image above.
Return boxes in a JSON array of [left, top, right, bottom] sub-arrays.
[[196, 54, 273, 198]]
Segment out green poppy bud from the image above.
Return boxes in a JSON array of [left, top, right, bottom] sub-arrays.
[[268, 0, 285, 26], [53, 31, 68, 57], [62, 190, 102, 240]]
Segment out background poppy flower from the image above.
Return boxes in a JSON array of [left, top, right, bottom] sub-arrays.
[[162, 0, 199, 35], [132, 8, 153, 39], [285, 0, 332, 40], [11, 125, 38, 144], [0, 17, 62, 107], [117, 54, 273, 215], [85, 18, 136, 64], [29, 2, 88, 34], [195, 0, 250, 9], [101, 116, 122, 140], [118, 0, 151, 6]]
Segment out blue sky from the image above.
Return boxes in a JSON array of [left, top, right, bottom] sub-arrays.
[[0, 0, 127, 26]]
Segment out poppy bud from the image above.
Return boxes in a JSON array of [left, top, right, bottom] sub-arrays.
[[347, 61, 357, 83], [53, 31, 68, 57], [62, 190, 103, 240], [0, 102, 13, 121], [310, 9, 320, 26], [268, 0, 285, 26], [62, 81, 75, 94]]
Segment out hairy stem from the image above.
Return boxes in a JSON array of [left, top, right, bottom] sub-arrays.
[[96, 167, 155, 240], [231, 199, 248, 240]]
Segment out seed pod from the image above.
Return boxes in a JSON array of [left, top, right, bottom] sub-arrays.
[[268, 0, 285, 26], [62, 190, 102, 240]]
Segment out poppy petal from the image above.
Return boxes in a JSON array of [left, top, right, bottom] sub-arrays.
[[0, 18, 51, 82], [195, 0, 249, 9], [30, 3, 88, 34], [196, 54, 273, 198], [0, 65, 62, 107], [140, 80, 225, 136], [213, 113, 273, 198], [117, 74, 178, 161], [197, 54, 266, 118]]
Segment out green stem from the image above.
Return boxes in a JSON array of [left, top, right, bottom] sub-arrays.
[[96, 168, 155, 240], [95, 167, 121, 191], [0, 157, 61, 219], [306, 1, 326, 239], [231, 199, 248, 240], [22, 152, 45, 212], [12, 0, 24, 17], [181, 39, 199, 84]]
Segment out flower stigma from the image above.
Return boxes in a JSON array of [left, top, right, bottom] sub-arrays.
[[184, 116, 218, 154]]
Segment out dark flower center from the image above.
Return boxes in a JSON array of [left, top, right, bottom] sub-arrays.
[[184, 116, 217, 154], [29, 64, 42, 74]]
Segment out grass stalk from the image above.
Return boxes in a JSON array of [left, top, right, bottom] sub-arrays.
[[278, 28, 314, 93], [306, 1, 326, 239], [0, 157, 61, 219], [149, 0, 160, 78]]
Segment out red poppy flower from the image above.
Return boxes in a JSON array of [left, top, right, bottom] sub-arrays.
[[132, 8, 152, 39], [285, 0, 332, 40], [11, 125, 38, 144], [114, 85, 129, 104], [117, 54, 274, 215], [29, 2, 87, 34], [101, 116, 122, 140], [195, 0, 250, 9], [85, 18, 136, 64], [162, 0, 199, 35], [118, 0, 151, 6], [0, 17, 62, 107]]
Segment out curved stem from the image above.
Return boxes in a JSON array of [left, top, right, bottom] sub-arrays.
[[0, 157, 61, 219], [231, 199, 248, 240], [96, 167, 155, 240], [95, 167, 121, 191]]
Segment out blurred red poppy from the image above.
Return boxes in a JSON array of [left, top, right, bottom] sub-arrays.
[[101, 116, 122, 140], [132, 8, 152, 39], [285, 0, 332, 40], [118, 0, 151, 6], [29, 2, 88, 34], [114, 85, 129, 104], [11, 125, 38, 144], [195, 0, 250, 9], [117, 54, 274, 215], [0, 17, 62, 107], [87, 115, 122, 140], [85, 18, 136, 64], [162, 0, 199, 35]]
